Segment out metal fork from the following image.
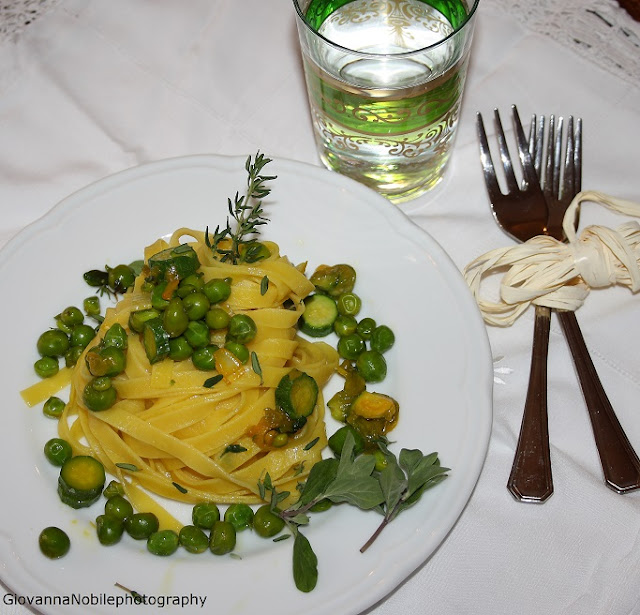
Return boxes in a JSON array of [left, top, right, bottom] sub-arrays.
[[527, 112, 640, 495], [477, 107, 554, 502], [478, 106, 640, 501]]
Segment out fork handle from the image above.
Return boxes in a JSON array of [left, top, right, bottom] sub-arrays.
[[507, 306, 554, 503], [557, 310, 640, 493]]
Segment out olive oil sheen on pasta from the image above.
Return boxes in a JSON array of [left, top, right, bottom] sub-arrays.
[[298, 0, 476, 203]]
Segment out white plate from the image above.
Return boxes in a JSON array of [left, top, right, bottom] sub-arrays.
[[0, 155, 492, 615]]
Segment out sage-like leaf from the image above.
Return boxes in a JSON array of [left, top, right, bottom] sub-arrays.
[[293, 531, 318, 593]]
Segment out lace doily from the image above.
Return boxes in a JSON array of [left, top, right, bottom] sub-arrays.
[[464, 191, 640, 327], [0, 0, 61, 44], [483, 0, 640, 87]]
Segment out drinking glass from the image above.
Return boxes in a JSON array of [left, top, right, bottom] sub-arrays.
[[293, 0, 479, 204]]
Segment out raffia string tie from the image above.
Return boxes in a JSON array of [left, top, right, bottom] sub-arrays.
[[463, 191, 640, 327]]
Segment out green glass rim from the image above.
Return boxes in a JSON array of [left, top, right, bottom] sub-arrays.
[[293, 0, 480, 59]]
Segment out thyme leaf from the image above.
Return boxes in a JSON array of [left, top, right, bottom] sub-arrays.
[[207, 152, 274, 264]]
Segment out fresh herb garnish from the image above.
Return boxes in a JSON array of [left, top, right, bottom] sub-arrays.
[[221, 444, 248, 457], [203, 374, 223, 388], [260, 275, 269, 295], [257, 432, 448, 592], [115, 463, 140, 472], [172, 482, 188, 494], [206, 152, 274, 264], [251, 351, 263, 384], [303, 437, 320, 451]]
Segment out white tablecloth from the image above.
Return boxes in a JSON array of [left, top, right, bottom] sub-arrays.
[[1, 1, 640, 614]]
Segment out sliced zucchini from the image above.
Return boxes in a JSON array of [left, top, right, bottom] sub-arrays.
[[275, 369, 319, 420], [58, 455, 106, 509], [128, 308, 160, 334], [298, 294, 338, 337], [143, 318, 171, 364], [148, 244, 200, 281]]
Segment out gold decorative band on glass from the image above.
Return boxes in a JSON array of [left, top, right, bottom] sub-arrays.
[[293, 0, 479, 204]]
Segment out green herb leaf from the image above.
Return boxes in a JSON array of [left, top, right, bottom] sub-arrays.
[[221, 444, 248, 457], [172, 482, 188, 494], [251, 351, 263, 383], [298, 458, 339, 506], [260, 275, 269, 295], [203, 374, 223, 388], [293, 531, 318, 593], [208, 152, 274, 264], [304, 437, 320, 451], [115, 463, 140, 472]]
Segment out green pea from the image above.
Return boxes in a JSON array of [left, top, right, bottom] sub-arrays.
[[184, 320, 210, 348], [85, 346, 126, 377], [103, 323, 128, 349], [356, 317, 376, 340], [125, 512, 159, 540], [168, 336, 194, 361], [39, 527, 70, 559], [103, 480, 124, 499], [337, 333, 365, 360], [272, 433, 289, 447], [182, 292, 210, 321], [59, 306, 84, 327], [192, 502, 220, 530], [203, 278, 231, 304], [96, 514, 124, 546], [108, 264, 136, 293], [43, 396, 65, 419], [43, 438, 72, 466], [34, 356, 59, 378], [224, 503, 254, 531], [147, 529, 179, 556], [64, 345, 84, 368], [70, 324, 96, 349], [328, 424, 366, 457], [163, 297, 189, 338], [179, 273, 204, 294], [104, 495, 133, 523], [192, 345, 219, 371], [356, 350, 387, 383], [370, 325, 395, 353], [83, 377, 117, 412], [333, 314, 358, 337], [205, 307, 230, 330], [178, 525, 209, 554], [227, 314, 257, 344], [37, 329, 70, 357], [253, 505, 285, 538], [83, 296, 101, 316], [224, 341, 249, 364], [209, 521, 236, 555], [336, 293, 362, 317]]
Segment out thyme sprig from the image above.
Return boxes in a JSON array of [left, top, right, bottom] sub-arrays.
[[206, 152, 274, 263]]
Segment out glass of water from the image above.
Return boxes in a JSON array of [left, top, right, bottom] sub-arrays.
[[293, 0, 479, 204]]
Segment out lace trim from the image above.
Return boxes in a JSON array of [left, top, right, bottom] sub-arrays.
[[0, 0, 61, 44], [483, 0, 640, 86]]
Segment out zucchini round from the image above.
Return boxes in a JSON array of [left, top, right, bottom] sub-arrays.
[[298, 294, 338, 337], [275, 370, 319, 420], [58, 456, 106, 509]]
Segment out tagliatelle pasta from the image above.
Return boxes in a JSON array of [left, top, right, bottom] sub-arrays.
[[53, 228, 338, 531]]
